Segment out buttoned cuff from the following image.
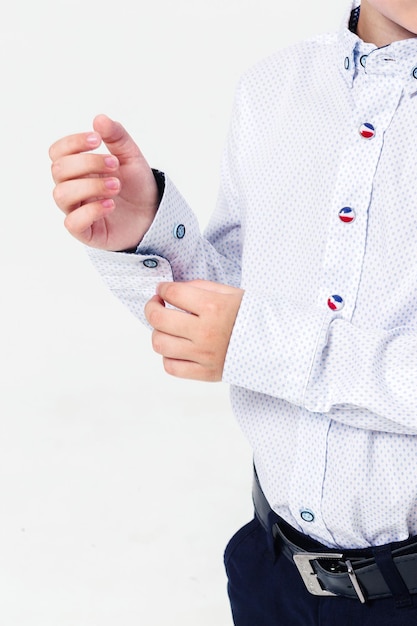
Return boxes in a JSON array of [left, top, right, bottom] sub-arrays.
[[136, 175, 202, 281]]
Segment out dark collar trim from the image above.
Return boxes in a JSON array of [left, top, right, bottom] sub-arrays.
[[349, 6, 360, 34]]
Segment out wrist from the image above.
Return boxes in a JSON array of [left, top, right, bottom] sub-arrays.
[[118, 169, 166, 254]]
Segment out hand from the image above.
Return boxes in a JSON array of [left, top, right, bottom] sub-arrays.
[[145, 280, 244, 381], [49, 114, 159, 251]]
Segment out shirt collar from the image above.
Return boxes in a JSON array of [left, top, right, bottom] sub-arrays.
[[338, 0, 417, 95]]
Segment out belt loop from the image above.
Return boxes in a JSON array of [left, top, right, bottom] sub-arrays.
[[373, 544, 413, 608]]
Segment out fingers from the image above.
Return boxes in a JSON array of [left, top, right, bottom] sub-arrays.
[[49, 115, 158, 249], [49, 114, 145, 215], [155, 281, 241, 316], [53, 175, 120, 214], [147, 306, 222, 382], [145, 284, 244, 383], [93, 114, 144, 163], [51, 152, 119, 184], [64, 199, 115, 237], [49, 131, 102, 162], [154, 282, 213, 316], [49, 114, 143, 167], [145, 295, 197, 339], [50, 130, 117, 206], [50, 128, 122, 216]]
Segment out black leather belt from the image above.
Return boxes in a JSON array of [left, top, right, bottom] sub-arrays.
[[253, 472, 417, 605]]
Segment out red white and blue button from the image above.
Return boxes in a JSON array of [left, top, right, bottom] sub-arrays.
[[327, 295, 345, 311], [359, 122, 375, 139], [338, 206, 356, 223]]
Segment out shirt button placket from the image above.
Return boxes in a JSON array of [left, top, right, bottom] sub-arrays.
[[328, 118, 375, 315]]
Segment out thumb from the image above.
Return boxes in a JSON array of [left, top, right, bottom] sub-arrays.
[[93, 113, 143, 163]]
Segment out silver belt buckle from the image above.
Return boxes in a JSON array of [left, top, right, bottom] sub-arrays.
[[293, 553, 366, 603], [293, 552, 343, 597]]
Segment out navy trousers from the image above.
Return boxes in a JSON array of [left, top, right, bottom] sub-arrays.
[[224, 517, 417, 625]]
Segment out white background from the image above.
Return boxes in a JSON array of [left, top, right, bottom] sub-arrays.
[[2, 1, 344, 624]]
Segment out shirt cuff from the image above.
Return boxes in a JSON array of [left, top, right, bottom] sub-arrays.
[[223, 290, 332, 406], [135, 175, 202, 281]]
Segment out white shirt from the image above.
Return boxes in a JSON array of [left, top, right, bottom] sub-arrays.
[[89, 0, 417, 549]]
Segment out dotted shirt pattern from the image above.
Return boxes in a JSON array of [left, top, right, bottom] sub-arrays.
[[88, 0, 417, 549]]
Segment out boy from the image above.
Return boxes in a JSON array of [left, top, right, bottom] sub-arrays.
[[49, 0, 417, 623]]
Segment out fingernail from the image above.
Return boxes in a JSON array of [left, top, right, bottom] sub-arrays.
[[102, 199, 114, 210], [104, 178, 120, 190], [86, 133, 100, 146], [104, 156, 118, 169]]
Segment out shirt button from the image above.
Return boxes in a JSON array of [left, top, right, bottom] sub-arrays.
[[174, 224, 186, 239], [338, 207, 356, 223], [327, 295, 345, 311], [300, 510, 315, 523], [360, 54, 368, 67], [143, 258, 159, 269], [412, 67, 417, 80], [359, 122, 375, 139], [344, 56, 350, 70]]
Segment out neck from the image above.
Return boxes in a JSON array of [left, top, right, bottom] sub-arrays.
[[357, 0, 415, 46]]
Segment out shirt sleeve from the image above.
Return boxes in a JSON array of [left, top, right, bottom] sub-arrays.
[[87, 163, 242, 327], [223, 293, 417, 436]]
